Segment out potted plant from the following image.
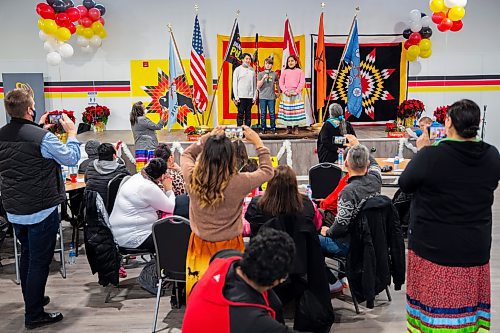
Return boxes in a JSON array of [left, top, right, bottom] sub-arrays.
[[433, 105, 448, 125], [184, 126, 202, 141], [45, 109, 76, 143], [82, 104, 110, 132], [397, 99, 425, 128], [385, 121, 406, 138]]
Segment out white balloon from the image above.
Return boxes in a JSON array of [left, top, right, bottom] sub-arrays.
[[410, 21, 423, 33], [81, 45, 94, 53], [421, 16, 432, 27], [444, 0, 459, 8], [39, 30, 49, 41], [43, 41, 56, 53], [77, 35, 90, 47], [89, 35, 102, 48], [59, 43, 74, 58], [409, 9, 421, 22], [46, 52, 62, 66], [455, 0, 467, 6]]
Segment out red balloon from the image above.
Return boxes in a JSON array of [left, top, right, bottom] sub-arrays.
[[76, 5, 88, 17], [409, 32, 422, 45], [36, 3, 49, 15], [66, 23, 77, 34], [438, 18, 453, 32], [88, 8, 101, 21], [39, 5, 56, 19], [98, 17, 105, 26], [79, 16, 92, 27], [404, 40, 413, 50], [66, 7, 81, 22], [450, 20, 464, 32], [55, 13, 70, 27], [432, 12, 446, 24]]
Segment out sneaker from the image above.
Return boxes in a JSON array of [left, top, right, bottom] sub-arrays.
[[25, 312, 63, 330], [119, 266, 128, 278], [293, 127, 299, 135], [329, 280, 343, 294], [261, 128, 267, 134], [271, 128, 277, 135], [341, 277, 349, 289]]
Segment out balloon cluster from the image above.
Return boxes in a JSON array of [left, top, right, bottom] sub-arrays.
[[429, 0, 466, 32], [35, 0, 107, 65], [403, 10, 433, 62]]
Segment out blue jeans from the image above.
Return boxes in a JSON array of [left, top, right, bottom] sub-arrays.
[[318, 235, 350, 257], [259, 99, 276, 130], [13, 209, 60, 321]]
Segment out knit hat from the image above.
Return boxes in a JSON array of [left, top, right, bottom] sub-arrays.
[[85, 140, 101, 158]]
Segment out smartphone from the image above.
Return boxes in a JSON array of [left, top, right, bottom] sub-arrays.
[[333, 136, 347, 145], [48, 114, 62, 124], [224, 127, 244, 141], [429, 126, 446, 141]]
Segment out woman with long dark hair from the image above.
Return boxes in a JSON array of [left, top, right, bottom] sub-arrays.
[[181, 125, 274, 297], [278, 55, 306, 134], [232, 139, 258, 172], [400, 99, 500, 333]]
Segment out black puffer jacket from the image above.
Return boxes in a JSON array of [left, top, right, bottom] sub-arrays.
[[83, 190, 121, 287], [85, 160, 129, 207]]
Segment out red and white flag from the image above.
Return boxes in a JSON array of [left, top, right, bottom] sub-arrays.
[[190, 14, 208, 113], [282, 18, 299, 69]]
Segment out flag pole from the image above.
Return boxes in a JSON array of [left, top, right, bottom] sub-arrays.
[[204, 10, 240, 127], [316, 3, 326, 125], [324, 7, 359, 119], [168, 23, 202, 127]]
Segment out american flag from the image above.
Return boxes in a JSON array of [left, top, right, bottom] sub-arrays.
[[190, 15, 208, 113]]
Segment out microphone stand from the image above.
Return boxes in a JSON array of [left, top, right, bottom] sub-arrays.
[[481, 105, 487, 140]]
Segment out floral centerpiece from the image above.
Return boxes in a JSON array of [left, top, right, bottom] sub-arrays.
[[433, 105, 449, 125], [45, 109, 76, 143], [385, 121, 406, 138], [82, 104, 110, 132], [397, 99, 425, 128], [184, 126, 204, 141]]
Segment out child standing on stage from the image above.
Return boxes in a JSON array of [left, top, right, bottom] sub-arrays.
[[233, 53, 257, 126], [257, 56, 279, 134], [279, 55, 306, 135]]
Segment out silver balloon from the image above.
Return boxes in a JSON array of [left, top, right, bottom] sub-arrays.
[[77, 35, 90, 47], [80, 45, 94, 53], [39, 30, 49, 41], [59, 43, 74, 58], [410, 21, 423, 33], [409, 9, 421, 22], [89, 35, 102, 48], [46, 52, 62, 66], [43, 41, 56, 53], [421, 16, 432, 28]]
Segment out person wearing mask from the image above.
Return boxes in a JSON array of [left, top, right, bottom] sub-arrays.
[[182, 228, 298, 333], [233, 53, 257, 126], [109, 158, 175, 252], [317, 103, 356, 163], [278, 55, 306, 135], [399, 99, 500, 333], [84, 143, 130, 207], [257, 56, 279, 134], [78, 139, 100, 174], [154, 143, 186, 196], [0, 88, 80, 329], [181, 125, 273, 297]]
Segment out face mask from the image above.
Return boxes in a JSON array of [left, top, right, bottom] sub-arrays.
[[242, 62, 250, 68]]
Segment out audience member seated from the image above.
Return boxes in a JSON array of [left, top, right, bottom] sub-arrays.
[[320, 136, 381, 256], [109, 158, 175, 252], [183, 228, 298, 333], [154, 143, 186, 196], [78, 139, 100, 174], [233, 139, 258, 172], [181, 125, 273, 297], [84, 143, 130, 207]]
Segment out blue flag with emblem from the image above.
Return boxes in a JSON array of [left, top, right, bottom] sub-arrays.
[[343, 20, 362, 118], [167, 37, 183, 131]]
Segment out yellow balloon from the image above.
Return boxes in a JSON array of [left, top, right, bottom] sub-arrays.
[[38, 18, 45, 31], [408, 45, 421, 58], [91, 21, 104, 33], [43, 19, 57, 35], [407, 53, 418, 62], [429, 0, 445, 13], [76, 25, 84, 36], [420, 49, 433, 59], [419, 39, 432, 51], [56, 27, 71, 42], [97, 28, 107, 39], [448, 6, 465, 21], [82, 28, 94, 39]]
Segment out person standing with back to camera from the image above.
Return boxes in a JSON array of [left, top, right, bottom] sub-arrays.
[[278, 55, 306, 135], [233, 53, 257, 126]]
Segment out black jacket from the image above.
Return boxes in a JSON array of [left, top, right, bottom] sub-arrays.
[[399, 140, 500, 266], [83, 190, 121, 287], [346, 195, 406, 303], [317, 120, 355, 163], [0, 118, 65, 215], [85, 160, 129, 207]]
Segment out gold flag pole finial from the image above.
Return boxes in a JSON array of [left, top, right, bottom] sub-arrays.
[[321, 2, 326, 9], [236, 9, 240, 16], [167, 23, 172, 32], [194, 4, 199, 13]]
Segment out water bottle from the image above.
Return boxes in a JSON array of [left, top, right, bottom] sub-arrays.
[[338, 149, 344, 166], [394, 155, 400, 171], [68, 242, 76, 265], [61, 166, 67, 182], [306, 185, 313, 200]]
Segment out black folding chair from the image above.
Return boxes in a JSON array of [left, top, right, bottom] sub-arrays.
[[106, 173, 130, 215], [308, 162, 343, 200], [151, 216, 191, 333]]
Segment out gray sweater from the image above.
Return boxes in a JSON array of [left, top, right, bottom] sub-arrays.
[[132, 116, 165, 151], [232, 65, 257, 100]]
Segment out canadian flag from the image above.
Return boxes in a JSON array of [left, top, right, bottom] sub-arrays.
[[282, 18, 299, 69]]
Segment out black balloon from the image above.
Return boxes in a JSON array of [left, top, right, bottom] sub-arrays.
[[46, 0, 56, 5], [403, 28, 412, 40], [95, 4, 106, 16], [420, 27, 433, 39], [52, 0, 66, 13], [83, 0, 96, 9], [421, 12, 427, 17], [63, 0, 74, 8]]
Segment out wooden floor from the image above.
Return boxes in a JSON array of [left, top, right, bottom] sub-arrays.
[[1, 188, 499, 332]]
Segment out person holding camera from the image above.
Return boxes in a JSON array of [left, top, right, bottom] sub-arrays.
[[317, 103, 356, 163], [233, 53, 257, 126]]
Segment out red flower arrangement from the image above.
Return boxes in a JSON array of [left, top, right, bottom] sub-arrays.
[[385, 121, 406, 133], [397, 99, 425, 119], [184, 126, 197, 135], [433, 105, 449, 125], [45, 109, 76, 134], [82, 104, 110, 125]]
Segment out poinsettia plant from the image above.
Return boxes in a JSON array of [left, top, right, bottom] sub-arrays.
[[45, 109, 76, 134], [397, 99, 425, 119], [82, 104, 110, 125], [433, 105, 449, 125], [184, 126, 197, 135], [385, 121, 406, 133]]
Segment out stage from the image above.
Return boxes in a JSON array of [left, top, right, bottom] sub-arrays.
[[76, 126, 417, 177]]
